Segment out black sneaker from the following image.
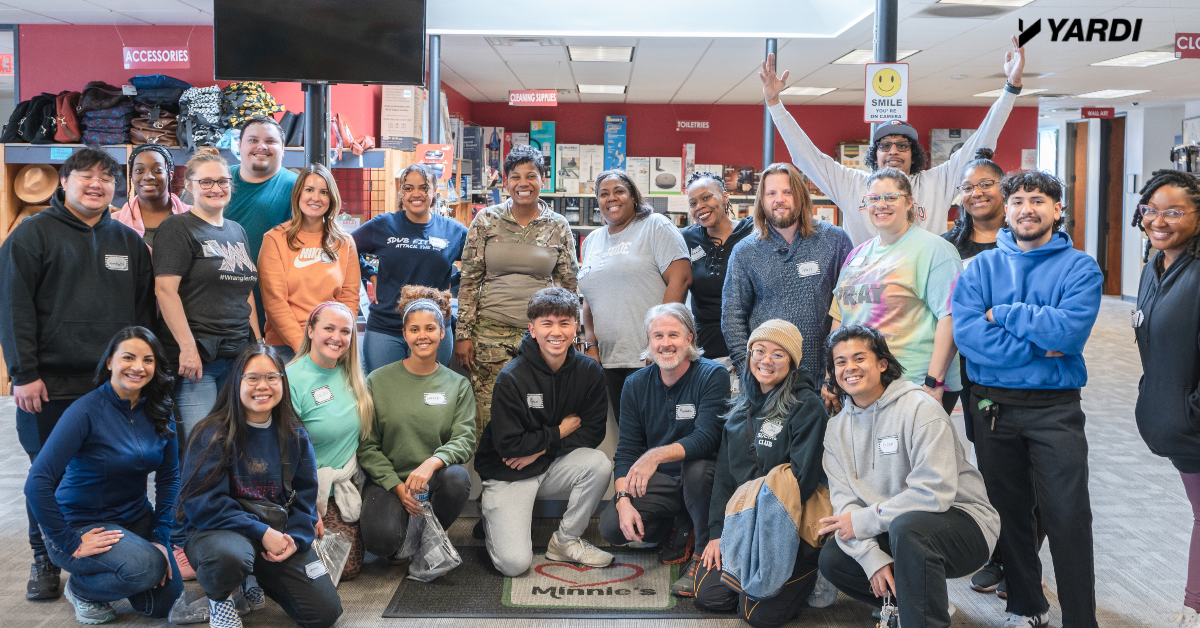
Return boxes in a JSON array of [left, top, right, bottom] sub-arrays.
[[670, 557, 700, 597], [971, 561, 1003, 593], [27, 554, 62, 600], [658, 518, 694, 565], [472, 518, 485, 540], [997, 577, 1008, 599]]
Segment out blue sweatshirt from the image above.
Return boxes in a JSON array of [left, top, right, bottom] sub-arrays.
[[24, 383, 179, 555], [352, 211, 467, 337], [952, 230, 1102, 390], [181, 419, 320, 551], [614, 358, 730, 480]]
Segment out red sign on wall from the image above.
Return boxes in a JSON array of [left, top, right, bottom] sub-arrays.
[[1177, 33, 1200, 59], [0, 54, 12, 76], [123, 47, 190, 70], [1082, 107, 1115, 119], [508, 90, 558, 107]]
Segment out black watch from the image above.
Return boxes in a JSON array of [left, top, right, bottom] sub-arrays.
[[614, 491, 632, 504], [924, 375, 945, 388]]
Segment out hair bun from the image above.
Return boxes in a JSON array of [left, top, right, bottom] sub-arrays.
[[974, 148, 994, 160], [194, 146, 221, 158]]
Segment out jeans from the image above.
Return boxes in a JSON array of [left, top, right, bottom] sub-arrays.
[[695, 540, 821, 628], [359, 465, 472, 557], [362, 329, 453, 374], [819, 508, 990, 628], [270, 345, 296, 365], [18, 398, 77, 558], [173, 358, 234, 444], [598, 458, 716, 548], [185, 530, 341, 628], [42, 512, 181, 617]]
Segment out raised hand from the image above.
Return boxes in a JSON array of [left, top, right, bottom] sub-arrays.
[[1004, 35, 1025, 88], [759, 53, 789, 106]]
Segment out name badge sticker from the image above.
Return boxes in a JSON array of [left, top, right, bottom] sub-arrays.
[[848, 256, 866, 267], [105, 255, 130, 271], [428, 236, 449, 249], [797, 261, 820, 277], [527, 394, 544, 409], [878, 435, 899, 455], [689, 246, 706, 262], [311, 386, 334, 405], [305, 560, 328, 579], [675, 404, 696, 420], [424, 392, 447, 405]]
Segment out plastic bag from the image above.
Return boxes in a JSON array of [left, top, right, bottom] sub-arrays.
[[312, 530, 352, 587], [397, 501, 461, 582], [167, 586, 250, 624]]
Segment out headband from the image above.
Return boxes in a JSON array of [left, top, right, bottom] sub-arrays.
[[308, 301, 354, 326], [130, 144, 175, 171], [402, 299, 445, 327]]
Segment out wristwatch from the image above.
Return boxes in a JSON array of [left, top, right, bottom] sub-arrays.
[[584, 342, 599, 350], [924, 375, 945, 389], [614, 491, 632, 504]]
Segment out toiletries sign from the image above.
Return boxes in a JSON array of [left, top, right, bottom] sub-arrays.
[[604, 116, 627, 170]]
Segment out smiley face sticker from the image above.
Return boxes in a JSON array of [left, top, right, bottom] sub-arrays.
[[872, 68, 902, 97]]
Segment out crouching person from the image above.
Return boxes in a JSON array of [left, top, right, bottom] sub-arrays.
[[179, 345, 341, 628], [694, 319, 830, 628], [818, 325, 998, 628], [25, 327, 182, 624], [598, 303, 729, 596], [474, 287, 612, 576]]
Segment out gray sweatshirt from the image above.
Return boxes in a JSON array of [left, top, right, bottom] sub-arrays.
[[823, 379, 999, 578]]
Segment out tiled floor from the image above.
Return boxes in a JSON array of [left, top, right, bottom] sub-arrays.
[[0, 296, 1187, 627]]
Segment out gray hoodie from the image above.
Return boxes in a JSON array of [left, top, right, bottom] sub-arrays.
[[823, 379, 1000, 577]]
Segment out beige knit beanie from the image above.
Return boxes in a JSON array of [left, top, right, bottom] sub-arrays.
[[746, 319, 803, 367]]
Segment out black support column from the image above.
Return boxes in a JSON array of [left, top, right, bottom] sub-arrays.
[[303, 82, 330, 167], [762, 38, 777, 169]]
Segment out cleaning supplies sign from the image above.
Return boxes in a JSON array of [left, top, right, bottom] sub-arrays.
[[864, 63, 908, 122], [123, 46, 190, 70], [509, 90, 558, 106]]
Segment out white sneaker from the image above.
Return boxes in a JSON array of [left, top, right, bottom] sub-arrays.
[[948, 602, 957, 617], [1002, 611, 1050, 628], [1174, 606, 1200, 628], [808, 572, 838, 608], [545, 531, 613, 567]]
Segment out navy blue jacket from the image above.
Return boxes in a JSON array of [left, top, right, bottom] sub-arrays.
[[24, 383, 179, 555], [614, 358, 730, 479]]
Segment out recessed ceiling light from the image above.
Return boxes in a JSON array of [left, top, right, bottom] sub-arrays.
[[936, 0, 1035, 6], [951, 74, 968, 80], [974, 87, 1049, 97], [568, 46, 634, 62], [577, 84, 626, 94], [1076, 89, 1151, 99], [1092, 51, 1177, 68], [831, 49, 920, 65], [781, 86, 837, 96]]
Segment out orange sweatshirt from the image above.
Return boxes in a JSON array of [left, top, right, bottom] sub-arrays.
[[259, 225, 360, 350]]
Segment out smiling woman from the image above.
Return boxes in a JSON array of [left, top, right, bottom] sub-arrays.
[[112, 144, 189, 249]]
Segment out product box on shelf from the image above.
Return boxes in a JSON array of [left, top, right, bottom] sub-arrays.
[[461, 125, 484, 189], [579, 145, 604, 194], [556, 144, 580, 193], [724, 165, 759, 196], [693, 164, 723, 184], [530, 121, 556, 192], [482, 126, 506, 189], [836, 142, 871, 172], [506, 131, 529, 148], [682, 144, 696, 183], [604, 115, 626, 170], [380, 85, 425, 150], [649, 157, 682, 194], [626, 157, 651, 195]]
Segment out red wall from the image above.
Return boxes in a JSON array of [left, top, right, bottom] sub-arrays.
[[469, 101, 1038, 174]]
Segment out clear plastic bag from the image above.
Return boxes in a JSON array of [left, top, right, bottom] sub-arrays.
[[397, 501, 461, 582], [167, 586, 250, 624], [312, 530, 352, 587]]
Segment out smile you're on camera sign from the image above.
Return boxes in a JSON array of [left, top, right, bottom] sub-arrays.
[[864, 63, 908, 123]]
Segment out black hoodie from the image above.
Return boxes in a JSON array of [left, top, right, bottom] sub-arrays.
[[0, 190, 154, 398], [708, 366, 829, 539], [1134, 250, 1200, 474], [474, 333, 608, 482]]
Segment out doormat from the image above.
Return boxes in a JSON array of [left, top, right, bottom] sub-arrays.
[[383, 545, 731, 619]]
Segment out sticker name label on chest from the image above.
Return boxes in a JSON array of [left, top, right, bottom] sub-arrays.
[[527, 394, 544, 409], [797, 261, 820, 277], [675, 404, 696, 420], [689, 246, 707, 261], [424, 392, 447, 405], [311, 386, 334, 405], [105, 255, 129, 271], [878, 435, 899, 455], [848, 256, 866, 267]]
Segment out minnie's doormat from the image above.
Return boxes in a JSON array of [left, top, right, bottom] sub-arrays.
[[383, 546, 730, 618]]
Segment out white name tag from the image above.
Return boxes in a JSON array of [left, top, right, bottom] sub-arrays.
[[311, 386, 333, 405], [878, 435, 899, 455], [675, 404, 696, 420], [424, 392, 447, 405], [797, 261, 820, 277], [689, 246, 706, 262], [848, 256, 866, 267], [527, 394, 544, 409], [105, 255, 129, 271], [305, 559, 328, 579], [428, 236, 449, 249]]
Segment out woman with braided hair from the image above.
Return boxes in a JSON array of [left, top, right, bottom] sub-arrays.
[[112, 144, 189, 248], [1131, 169, 1200, 627]]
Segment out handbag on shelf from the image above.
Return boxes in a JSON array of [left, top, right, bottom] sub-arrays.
[[131, 104, 179, 146], [53, 91, 82, 142], [79, 81, 132, 113], [21, 93, 57, 144], [335, 113, 375, 156]]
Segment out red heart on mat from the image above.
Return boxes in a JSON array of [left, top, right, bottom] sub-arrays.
[[534, 562, 645, 588]]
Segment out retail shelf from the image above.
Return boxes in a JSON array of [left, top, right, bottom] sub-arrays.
[[2, 143, 388, 169], [3, 144, 127, 164]]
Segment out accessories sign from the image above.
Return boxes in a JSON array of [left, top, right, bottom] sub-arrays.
[[864, 63, 908, 123], [123, 47, 190, 70]]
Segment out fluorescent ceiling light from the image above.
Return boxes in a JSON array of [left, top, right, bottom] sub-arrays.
[[577, 84, 626, 94], [1076, 89, 1151, 99], [568, 46, 634, 62], [974, 88, 1048, 97], [937, 0, 1035, 6], [1092, 51, 1177, 68], [832, 49, 920, 65], [781, 86, 837, 96]]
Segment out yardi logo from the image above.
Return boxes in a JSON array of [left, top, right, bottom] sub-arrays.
[[1019, 18, 1143, 46]]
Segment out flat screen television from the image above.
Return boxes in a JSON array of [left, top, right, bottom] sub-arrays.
[[214, 0, 426, 85]]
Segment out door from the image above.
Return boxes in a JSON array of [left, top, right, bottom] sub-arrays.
[[1096, 116, 1125, 295], [1064, 121, 1088, 251]]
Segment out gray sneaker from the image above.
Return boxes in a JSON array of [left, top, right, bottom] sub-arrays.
[[546, 532, 613, 567], [808, 572, 838, 608], [669, 557, 700, 597], [63, 582, 116, 625]]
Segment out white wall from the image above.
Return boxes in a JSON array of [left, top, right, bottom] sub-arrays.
[[1119, 105, 1184, 298]]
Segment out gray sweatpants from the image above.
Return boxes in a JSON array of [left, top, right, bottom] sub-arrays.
[[481, 447, 612, 576]]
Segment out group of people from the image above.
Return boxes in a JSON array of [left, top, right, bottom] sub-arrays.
[[0, 35, 1196, 628]]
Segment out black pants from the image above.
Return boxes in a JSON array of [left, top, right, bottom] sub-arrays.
[[819, 508, 989, 628], [603, 367, 639, 425], [941, 390, 960, 417], [694, 540, 821, 628], [359, 465, 471, 557], [598, 459, 716, 548], [17, 398, 77, 558], [185, 530, 341, 628], [972, 399, 1097, 628]]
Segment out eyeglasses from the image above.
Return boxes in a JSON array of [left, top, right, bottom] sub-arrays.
[[71, 172, 116, 185], [959, 179, 998, 195], [750, 348, 789, 363], [1140, 205, 1197, 224], [241, 372, 283, 386], [861, 193, 909, 207], [191, 177, 233, 190], [878, 141, 911, 152]]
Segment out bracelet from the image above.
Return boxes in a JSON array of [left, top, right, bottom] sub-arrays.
[[1004, 82, 1022, 95]]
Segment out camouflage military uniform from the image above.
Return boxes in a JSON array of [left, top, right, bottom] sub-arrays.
[[457, 199, 578, 434]]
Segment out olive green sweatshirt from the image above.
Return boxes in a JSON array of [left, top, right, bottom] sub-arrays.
[[357, 361, 477, 491]]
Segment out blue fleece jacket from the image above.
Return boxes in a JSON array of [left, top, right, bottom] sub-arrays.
[[952, 230, 1102, 390], [181, 419, 320, 551], [24, 383, 179, 555]]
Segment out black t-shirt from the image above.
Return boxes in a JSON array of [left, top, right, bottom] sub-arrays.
[[942, 229, 999, 437], [153, 212, 257, 363], [680, 217, 754, 359]]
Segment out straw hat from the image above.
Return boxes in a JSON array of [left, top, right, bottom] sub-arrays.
[[15, 164, 59, 204]]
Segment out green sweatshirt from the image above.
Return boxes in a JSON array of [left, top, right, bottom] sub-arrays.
[[358, 361, 477, 491]]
